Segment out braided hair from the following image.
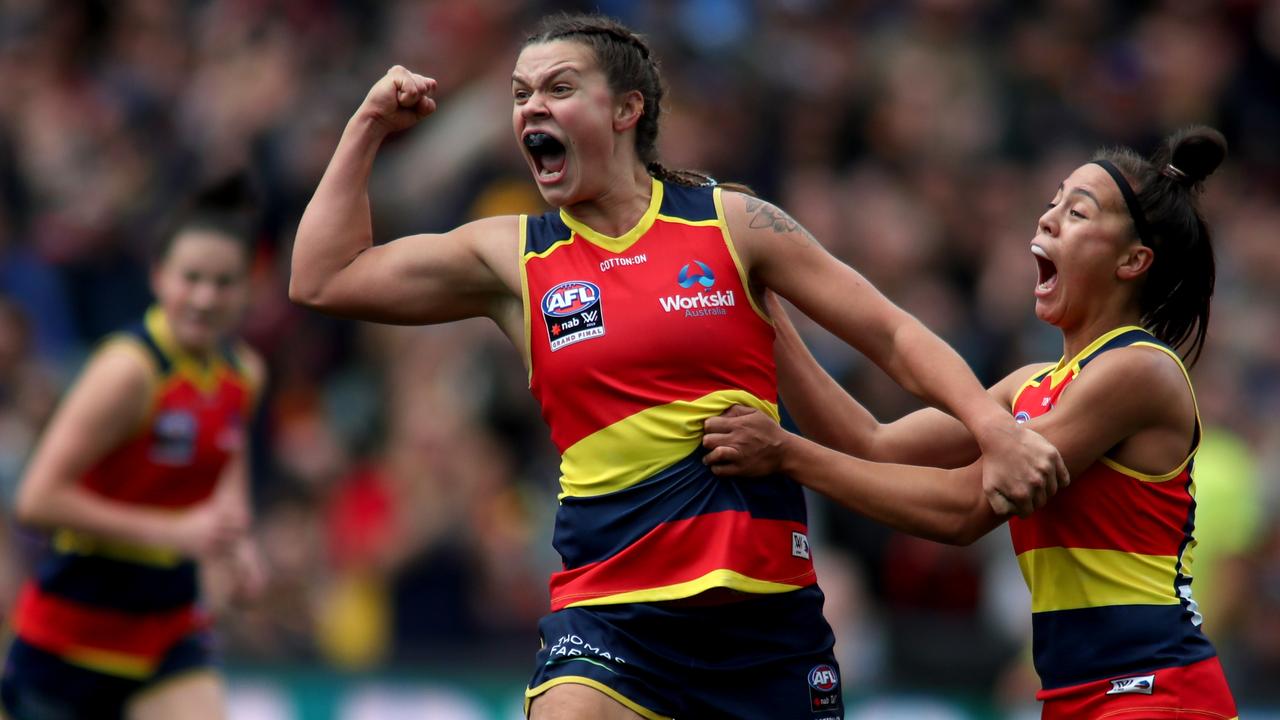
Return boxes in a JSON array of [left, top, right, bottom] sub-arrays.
[[523, 13, 753, 195], [1091, 126, 1227, 367]]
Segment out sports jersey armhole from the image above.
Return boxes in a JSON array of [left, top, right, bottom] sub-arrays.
[[518, 214, 533, 386], [1097, 341, 1202, 482], [713, 188, 771, 324], [96, 334, 163, 436], [1010, 364, 1055, 412]]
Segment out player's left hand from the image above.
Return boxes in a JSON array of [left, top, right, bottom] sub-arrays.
[[979, 423, 1068, 517], [702, 405, 789, 476]]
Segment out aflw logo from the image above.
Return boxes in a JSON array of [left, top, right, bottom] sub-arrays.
[[658, 290, 735, 312]]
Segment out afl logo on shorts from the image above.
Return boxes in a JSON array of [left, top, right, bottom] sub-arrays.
[[1014, 410, 1031, 424], [808, 664, 839, 692], [541, 280, 606, 351], [807, 663, 841, 714]]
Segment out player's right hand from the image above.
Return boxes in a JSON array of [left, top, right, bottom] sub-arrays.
[[358, 65, 438, 134]]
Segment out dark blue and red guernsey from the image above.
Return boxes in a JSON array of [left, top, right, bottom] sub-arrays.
[[1008, 326, 1224, 698], [12, 306, 258, 679], [521, 179, 817, 611]]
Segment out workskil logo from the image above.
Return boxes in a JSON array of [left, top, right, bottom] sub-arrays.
[[541, 280, 605, 351], [661, 260, 735, 317], [677, 260, 716, 289]]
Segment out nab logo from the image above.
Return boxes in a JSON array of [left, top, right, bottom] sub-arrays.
[[542, 281, 600, 317], [677, 261, 716, 289], [808, 664, 839, 692]]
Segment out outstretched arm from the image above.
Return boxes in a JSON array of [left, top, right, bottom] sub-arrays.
[[726, 192, 1066, 513], [289, 66, 519, 327], [771, 292, 988, 468]]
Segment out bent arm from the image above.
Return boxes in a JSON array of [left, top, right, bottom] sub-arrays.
[[707, 347, 1177, 544], [780, 435, 997, 545], [15, 343, 194, 548], [289, 111, 518, 325]]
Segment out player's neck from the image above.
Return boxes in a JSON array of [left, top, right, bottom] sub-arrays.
[[563, 164, 653, 237], [1060, 306, 1144, 362]]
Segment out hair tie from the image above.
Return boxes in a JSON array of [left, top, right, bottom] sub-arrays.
[[1161, 163, 1190, 184], [1092, 159, 1153, 246]]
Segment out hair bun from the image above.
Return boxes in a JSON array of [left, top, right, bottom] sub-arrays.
[[1166, 126, 1227, 186]]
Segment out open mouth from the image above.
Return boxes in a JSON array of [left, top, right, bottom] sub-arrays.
[[524, 132, 567, 182], [1031, 245, 1058, 295]]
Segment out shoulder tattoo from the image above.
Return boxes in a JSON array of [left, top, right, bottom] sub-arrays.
[[742, 196, 815, 246]]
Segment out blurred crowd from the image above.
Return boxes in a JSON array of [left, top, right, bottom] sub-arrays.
[[1, 0, 1279, 712]]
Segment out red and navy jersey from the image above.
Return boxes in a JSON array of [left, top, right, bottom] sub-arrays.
[[1008, 326, 1217, 693], [13, 306, 257, 679], [521, 178, 817, 610]]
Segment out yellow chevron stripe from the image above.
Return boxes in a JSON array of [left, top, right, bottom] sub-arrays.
[[559, 390, 778, 498], [560, 568, 804, 608], [53, 529, 183, 568], [1018, 546, 1180, 612], [61, 646, 156, 679]]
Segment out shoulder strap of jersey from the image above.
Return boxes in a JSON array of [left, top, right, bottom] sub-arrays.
[[121, 317, 172, 376], [1077, 327, 1165, 370], [657, 181, 717, 222], [524, 209, 574, 257]]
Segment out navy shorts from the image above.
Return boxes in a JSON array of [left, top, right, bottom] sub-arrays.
[[0, 631, 215, 720], [526, 585, 844, 719]]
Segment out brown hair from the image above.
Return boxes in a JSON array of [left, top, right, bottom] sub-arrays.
[[1092, 126, 1227, 367], [523, 13, 754, 195]]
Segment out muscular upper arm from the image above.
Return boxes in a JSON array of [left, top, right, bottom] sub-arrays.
[[1022, 348, 1189, 478], [722, 191, 909, 367], [292, 214, 521, 325], [18, 341, 155, 510]]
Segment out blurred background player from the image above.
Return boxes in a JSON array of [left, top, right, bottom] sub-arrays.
[[1, 176, 267, 720]]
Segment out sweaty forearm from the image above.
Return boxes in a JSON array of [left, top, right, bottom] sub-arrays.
[[289, 115, 386, 305], [778, 432, 999, 545]]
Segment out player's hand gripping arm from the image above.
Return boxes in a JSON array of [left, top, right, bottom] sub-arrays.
[[726, 192, 1067, 514], [289, 66, 517, 326]]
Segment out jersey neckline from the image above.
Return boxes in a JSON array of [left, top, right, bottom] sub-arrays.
[[558, 177, 664, 254]]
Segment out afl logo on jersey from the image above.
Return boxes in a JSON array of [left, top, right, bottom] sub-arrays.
[[541, 280, 606, 351], [677, 261, 716, 289], [150, 409, 198, 465], [542, 281, 600, 317]]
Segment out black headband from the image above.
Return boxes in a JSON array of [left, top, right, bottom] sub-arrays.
[[1091, 159, 1152, 246]]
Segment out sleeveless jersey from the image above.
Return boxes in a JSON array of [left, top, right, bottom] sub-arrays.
[[13, 306, 257, 679], [521, 178, 816, 611], [1008, 326, 1216, 692]]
